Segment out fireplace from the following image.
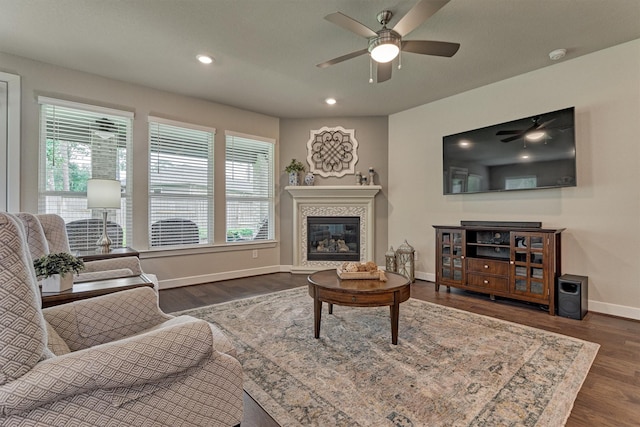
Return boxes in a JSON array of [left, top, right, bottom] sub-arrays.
[[286, 185, 381, 273], [307, 216, 360, 261]]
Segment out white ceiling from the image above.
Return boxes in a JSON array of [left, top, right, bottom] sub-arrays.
[[1, 0, 639, 118]]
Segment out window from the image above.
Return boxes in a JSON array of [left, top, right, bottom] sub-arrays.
[[38, 97, 132, 251], [505, 176, 537, 190], [225, 131, 274, 242], [1, 71, 20, 212], [149, 117, 214, 248]]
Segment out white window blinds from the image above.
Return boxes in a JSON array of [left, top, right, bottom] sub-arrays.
[[38, 97, 132, 251], [148, 117, 214, 248], [225, 131, 274, 242]]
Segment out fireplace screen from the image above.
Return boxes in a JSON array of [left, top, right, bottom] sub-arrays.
[[307, 216, 360, 261]]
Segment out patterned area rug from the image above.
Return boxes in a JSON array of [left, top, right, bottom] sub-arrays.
[[179, 287, 599, 426]]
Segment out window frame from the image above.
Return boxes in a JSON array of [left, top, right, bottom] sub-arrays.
[[37, 97, 133, 250], [0, 71, 20, 212], [148, 116, 215, 249], [225, 130, 275, 244]]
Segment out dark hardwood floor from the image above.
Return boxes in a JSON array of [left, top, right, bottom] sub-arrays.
[[159, 273, 640, 427]]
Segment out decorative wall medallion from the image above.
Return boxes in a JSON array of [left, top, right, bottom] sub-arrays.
[[307, 126, 358, 177]]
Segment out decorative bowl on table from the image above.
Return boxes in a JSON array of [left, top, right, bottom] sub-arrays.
[[336, 261, 387, 281]]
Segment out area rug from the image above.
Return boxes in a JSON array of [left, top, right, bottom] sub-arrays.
[[178, 287, 599, 426]]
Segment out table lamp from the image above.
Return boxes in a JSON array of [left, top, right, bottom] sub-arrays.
[[87, 179, 121, 252]]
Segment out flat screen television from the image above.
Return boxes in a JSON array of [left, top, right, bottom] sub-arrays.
[[442, 107, 576, 195]]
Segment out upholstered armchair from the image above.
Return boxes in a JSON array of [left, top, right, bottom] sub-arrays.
[[0, 213, 243, 426], [15, 212, 153, 284]]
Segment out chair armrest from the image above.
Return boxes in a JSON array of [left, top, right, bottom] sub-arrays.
[[0, 320, 216, 416], [82, 256, 143, 275], [43, 287, 171, 351], [74, 268, 134, 283]]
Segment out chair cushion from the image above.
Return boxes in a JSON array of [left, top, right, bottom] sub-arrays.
[[0, 214, 47, 385]]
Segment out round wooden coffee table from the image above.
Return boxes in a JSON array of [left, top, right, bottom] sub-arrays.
[[307, 269, 411, 345]]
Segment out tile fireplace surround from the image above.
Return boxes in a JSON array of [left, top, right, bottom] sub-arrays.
[[286, 185, 381, 274]]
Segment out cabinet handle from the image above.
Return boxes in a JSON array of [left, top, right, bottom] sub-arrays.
[[483, 280, 489, 284], [484, 264, 489, 269]]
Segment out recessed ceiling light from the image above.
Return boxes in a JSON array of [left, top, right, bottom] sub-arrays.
[[325, 98, 337, 105], [196, 54, 214, 64], [549, 49, 566, 61]]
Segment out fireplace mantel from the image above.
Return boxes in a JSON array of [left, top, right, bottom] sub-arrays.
[[285, 185, 381, 199], [286, 185, 381, 273]]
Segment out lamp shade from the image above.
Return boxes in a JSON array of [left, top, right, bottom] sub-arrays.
[[87, 179, 121, 209]]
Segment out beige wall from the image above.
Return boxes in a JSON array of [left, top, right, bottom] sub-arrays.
[[279, 117, 389, 267], [389, 39, 640, 319], [0, 52, 281, 288]]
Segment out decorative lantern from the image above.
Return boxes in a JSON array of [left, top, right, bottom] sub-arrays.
[[385, 246, 396, 272], [396, 240, 415, 282]]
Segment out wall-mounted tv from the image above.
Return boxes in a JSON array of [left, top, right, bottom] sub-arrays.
[[443, 107, 576, 195]]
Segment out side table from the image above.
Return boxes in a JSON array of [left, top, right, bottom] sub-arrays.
[[41, 274, 154, 308], [74, 246, 139, 262]]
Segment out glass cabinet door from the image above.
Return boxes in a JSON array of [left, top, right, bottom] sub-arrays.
[[439, 229, 464, 284], [510, 232, 547, 299]]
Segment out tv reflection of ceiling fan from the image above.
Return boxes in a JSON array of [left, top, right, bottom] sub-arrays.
[[496, 116, 556, 143], [316, 0, 460, 83]]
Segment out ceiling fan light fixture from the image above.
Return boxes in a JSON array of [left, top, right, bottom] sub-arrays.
[[525, 130, 546, 141], [369, 30, 401, 63]]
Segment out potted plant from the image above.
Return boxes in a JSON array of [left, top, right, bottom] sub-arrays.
[[34, 252, 85, 292], [285, 158, 306, 186]]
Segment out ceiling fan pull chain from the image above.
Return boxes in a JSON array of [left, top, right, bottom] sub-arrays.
[[398, 50, 402, 70], [369, 57, 374, 83]]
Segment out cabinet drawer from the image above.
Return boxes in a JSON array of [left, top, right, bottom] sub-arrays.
[[466, 258, 509, 275], [467, 273, 508, 291], [317, 288, 395, 306]]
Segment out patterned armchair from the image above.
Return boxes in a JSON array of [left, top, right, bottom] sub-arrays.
[[0, 213, 243, 426], [15, 213, 151, 284]]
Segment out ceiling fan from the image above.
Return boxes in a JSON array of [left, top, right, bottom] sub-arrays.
[[496, 116, 557, 143], [316, 0, 460, 83]]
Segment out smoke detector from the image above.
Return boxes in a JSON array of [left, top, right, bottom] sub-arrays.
[[549, 49, 567, 61]]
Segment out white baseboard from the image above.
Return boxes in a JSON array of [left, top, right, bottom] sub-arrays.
[[159, 267, 640, 320], [416, 271, 435, 282], [588, 300, 640, 321], [158, 265, 282, 290]]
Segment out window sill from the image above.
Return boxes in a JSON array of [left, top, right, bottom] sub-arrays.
[[139, 240, 278, 259]]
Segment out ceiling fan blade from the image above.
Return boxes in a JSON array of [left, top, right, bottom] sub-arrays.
[[536, 118, 556, 129], [401, 40, 460, 57], [496, 130, 524, 135], [316, 48, 369, 68], [393, 0, 451, 37], [501, 134, 524, 143], [324, 12, 377, 38], [377, 61, 392, 83]]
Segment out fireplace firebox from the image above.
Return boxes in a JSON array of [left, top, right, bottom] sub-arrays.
[[307, 216, 360, 261]]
